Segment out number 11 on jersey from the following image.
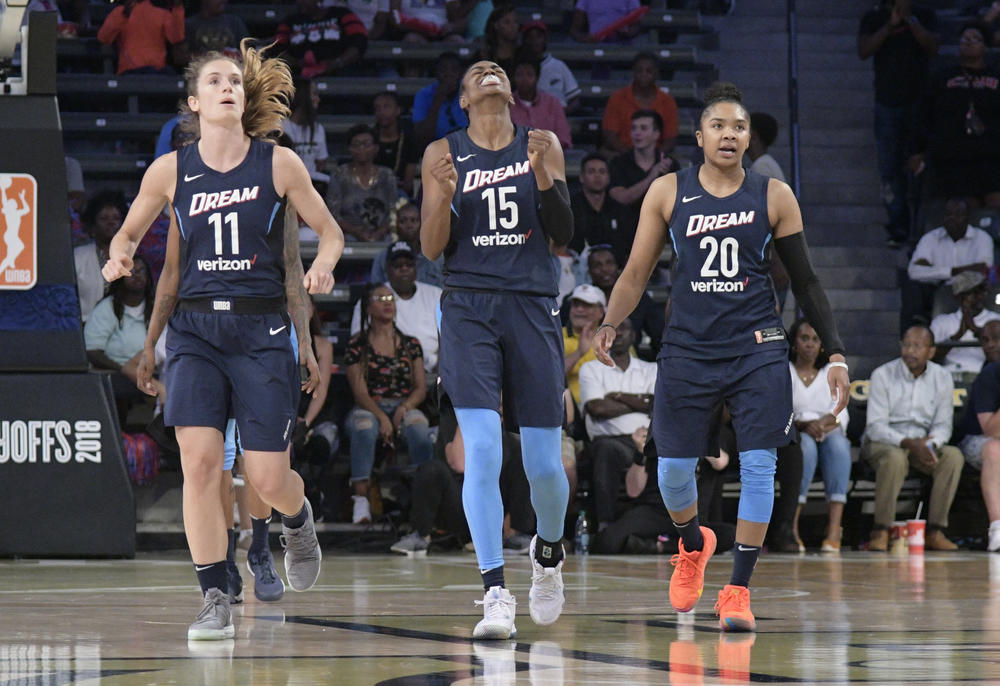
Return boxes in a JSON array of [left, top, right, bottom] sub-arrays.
[[209, 211, 240, 255]]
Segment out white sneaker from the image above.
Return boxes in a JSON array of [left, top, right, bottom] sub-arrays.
[[528, 535, 565, 626], [988, 522, 1000, 552], [352, 495, 371, 524], [473, 586, 517, 639]]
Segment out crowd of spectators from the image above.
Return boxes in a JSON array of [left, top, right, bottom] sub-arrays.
[[43, 0, 1000, 553]]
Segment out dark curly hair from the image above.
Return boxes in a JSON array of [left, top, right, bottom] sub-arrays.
[[699, 81, 747, 125]]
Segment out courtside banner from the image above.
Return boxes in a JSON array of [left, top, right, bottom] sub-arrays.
[[0, 173, 38, 290]]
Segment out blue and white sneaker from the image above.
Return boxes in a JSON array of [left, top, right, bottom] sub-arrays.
[[247, 546, 285, 602]]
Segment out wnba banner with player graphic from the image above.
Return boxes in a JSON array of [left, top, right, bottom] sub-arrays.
[[0, 173, 37, 289]]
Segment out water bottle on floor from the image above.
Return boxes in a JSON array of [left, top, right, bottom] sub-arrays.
[[575, 510, 590, 555]]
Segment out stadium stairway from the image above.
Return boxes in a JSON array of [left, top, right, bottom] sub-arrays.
[[702, 0, 902, 379]]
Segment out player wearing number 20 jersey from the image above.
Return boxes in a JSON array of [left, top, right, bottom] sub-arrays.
[[665, 165, 785, 360]]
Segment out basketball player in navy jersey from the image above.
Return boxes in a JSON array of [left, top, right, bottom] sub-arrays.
[[103, 41, 345, 640], [595, 83, 850, 632], [421, 60, 574, 639]]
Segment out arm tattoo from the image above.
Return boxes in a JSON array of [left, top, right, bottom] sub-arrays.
[[284, 206, 312, 356]]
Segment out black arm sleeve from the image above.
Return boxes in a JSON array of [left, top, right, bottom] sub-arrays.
[[773, 231, 846, 356], [539, 179, 574, 246]]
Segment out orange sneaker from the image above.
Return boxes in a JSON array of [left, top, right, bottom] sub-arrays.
[[669, 640, 704, 686], [669, 526, 717, 612], [716, 632, 756, 680], [714, 584, 755, 632]]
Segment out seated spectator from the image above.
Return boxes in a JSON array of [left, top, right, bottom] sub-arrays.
[[476, 3, 518, 75], [373, 91, 420, 197], [83, 255, 154, 424], [956, 320, 1000, 552], [276, 0, 368, 79], [325, 124, 398, 242], [344, 283, 434, 523], [75, 189, 127, 322], [178, 0, 247, 63], [353, 241, 442, 374], [563, 284, 606, 406], [570, 0, 641, 44], [509, 56, 571, 149], [788, 319, 851, 553], [412, 51, 468, 149], [930, 270, 1000, 374], [609, 110, 676, 254], [578, 318, 656, 530], [904, 197, 993, 328], [582, 246, 662, 361], [329, 0, 390, 40], [520, 20, 580, 113], [97, 0, 184, 75], [862, 325, 963, 551], [568, 154, 630, 264], [601, 53, 679, 156], [910, 21, 1000, 209], [391, 0, 475, 43], [369, 203, 443, 287], [282, 78, 329, 182]]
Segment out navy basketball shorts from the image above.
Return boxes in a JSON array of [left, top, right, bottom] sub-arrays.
[[652, 347, 794, 458], [164, 310, 298, 452], [438, 290, 564, 429]]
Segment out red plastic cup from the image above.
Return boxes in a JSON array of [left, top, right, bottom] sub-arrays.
[[906, 519, 926, 554]]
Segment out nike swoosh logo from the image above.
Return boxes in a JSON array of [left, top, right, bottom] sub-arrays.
[[682, 195, 701, 203], [551, 308, 560, 316], [194, 564, 214, 571], [456, 153, 476, 162], [184, 173, 204, 182], [737, 545, 757, 552], [269, 326, 286, 335]]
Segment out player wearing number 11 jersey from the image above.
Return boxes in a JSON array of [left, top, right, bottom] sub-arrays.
[[595, 82, 850, 631]]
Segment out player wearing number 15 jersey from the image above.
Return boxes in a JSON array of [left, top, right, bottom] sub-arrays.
[[595, 82, 850, 632], [102, 43, 344, 640], [422, 60, 574, 640]]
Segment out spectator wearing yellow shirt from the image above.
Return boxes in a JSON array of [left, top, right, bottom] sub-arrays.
[[563, 284, 606, 405]]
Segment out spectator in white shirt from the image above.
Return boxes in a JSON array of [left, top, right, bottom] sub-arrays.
[[905, 197, 994, 326], [930, 270, 1000, 374], [520, 20, 581, 113], [862, 325, 963, 551], [578, 318, 657, 530], [787, 319, 850, 553], [352, 241, 442, 374]]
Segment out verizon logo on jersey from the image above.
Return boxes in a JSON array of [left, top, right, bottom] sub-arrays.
[[685, 210, 755, 237], [463, 161, 530, 193], [189, 186, 260, 216]]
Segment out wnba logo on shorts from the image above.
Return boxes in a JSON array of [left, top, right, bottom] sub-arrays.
[[0, 173, 38, 290]]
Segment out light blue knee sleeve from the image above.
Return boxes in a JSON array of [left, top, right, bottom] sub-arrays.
[[657, 457, 699, 512], [520, 426, 568, 543], [738, 448, 777, 523], [455, 408, 504, 571]]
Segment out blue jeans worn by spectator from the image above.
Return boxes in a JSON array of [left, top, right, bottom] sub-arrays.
[[798, 431, 852, 503], [874, 102, 918, 243], [346, 399, 433, 482]]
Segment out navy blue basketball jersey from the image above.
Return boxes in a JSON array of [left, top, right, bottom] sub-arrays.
[[172, 139, 287, 300], [443, 125, 557, 296], [664, 166, 784, 358]]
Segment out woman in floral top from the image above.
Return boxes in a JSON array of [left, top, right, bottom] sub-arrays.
[[344, 282, 434, 523]]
